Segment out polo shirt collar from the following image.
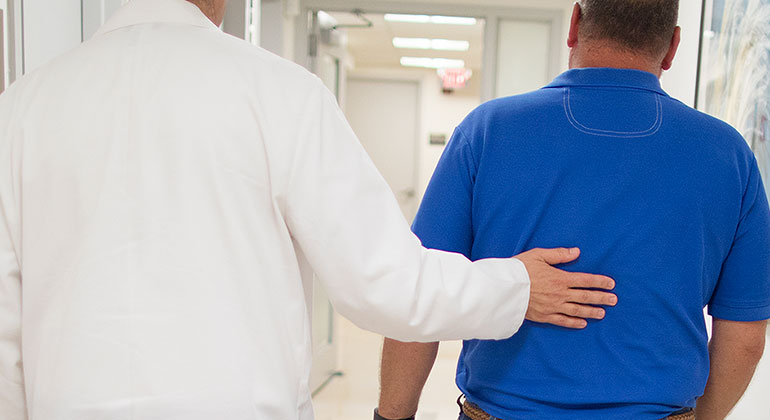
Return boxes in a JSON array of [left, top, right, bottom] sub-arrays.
[[94, 0, 218, 38], [545, 67, 669, 96]]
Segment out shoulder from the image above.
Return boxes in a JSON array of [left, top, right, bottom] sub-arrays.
[[456, 88, 561, 148], [664, 98, 754, 164], [470, 88, 559, 121], [207, 31, 323, 91]]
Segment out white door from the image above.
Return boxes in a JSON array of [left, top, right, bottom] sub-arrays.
[[345, 78, 420, 221], [494, 19, 552, 98]]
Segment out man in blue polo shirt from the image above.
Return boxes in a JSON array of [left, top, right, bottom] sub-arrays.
[[375, 1, 770, 420]]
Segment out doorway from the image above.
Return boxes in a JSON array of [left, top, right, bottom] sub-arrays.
[[301, 2, 564, 417]]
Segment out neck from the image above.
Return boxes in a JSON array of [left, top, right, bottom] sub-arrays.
[[187, 0, 223, 26], [569, 45, 662, 77]]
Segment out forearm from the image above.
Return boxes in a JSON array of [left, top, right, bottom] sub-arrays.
[[378, 339, 440, 419], [696, 319, 767, 420]]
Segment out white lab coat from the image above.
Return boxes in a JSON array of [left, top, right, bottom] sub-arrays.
[[0, 0, 530, 419]]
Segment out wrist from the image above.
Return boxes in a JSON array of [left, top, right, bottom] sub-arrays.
[[374, 408, 415, 420]]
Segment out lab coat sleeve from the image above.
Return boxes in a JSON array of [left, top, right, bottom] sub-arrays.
[[283, 82, 530, 343], [0, 90, 28, 420]]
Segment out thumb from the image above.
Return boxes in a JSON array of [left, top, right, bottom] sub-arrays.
[[535, 247, 580, 265]]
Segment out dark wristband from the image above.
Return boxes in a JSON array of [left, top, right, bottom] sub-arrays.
[[374, 408, 415, 420]]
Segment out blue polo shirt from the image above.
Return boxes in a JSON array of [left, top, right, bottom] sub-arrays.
[[413, 68, 770, 420]]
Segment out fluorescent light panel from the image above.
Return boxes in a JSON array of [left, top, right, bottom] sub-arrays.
[[400, 57, 466, 69], [385, 14, 431, 23], [393, 37, 470, 51], [384, 14, 477, 26], [430, 39, 470, 51], [429, 15, 477, 25]]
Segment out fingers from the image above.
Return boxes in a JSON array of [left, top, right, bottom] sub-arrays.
[[561, 303, 606, 320], [567, 289, 618, 307], [531, 247, 581, 265], [543, 314, 588, 329], [562, 272, 615, 290]]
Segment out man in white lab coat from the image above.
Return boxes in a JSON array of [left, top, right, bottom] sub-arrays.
[[0, 0, 617, 419]]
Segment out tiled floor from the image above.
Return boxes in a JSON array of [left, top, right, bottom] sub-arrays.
[[313, 317, 770, 420]]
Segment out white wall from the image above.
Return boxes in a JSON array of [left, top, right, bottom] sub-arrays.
[[261, 0, 297, 59], [417, 75, 480, 201], [82, 0, 126, 40], [22, 0, 82, 73], [728, 351, 770, 420], [223, 0, 257, 41], [660, 0, 703, 107]]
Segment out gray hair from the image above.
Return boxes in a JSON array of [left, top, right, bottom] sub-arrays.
[[578, 0, 680, 57]]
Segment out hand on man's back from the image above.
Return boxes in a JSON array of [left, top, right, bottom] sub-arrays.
[[516, 248, 617, 329]]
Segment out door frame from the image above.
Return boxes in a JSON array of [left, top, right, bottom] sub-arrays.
[[3, 0, 21, 85], [296, 0, 564, 102]]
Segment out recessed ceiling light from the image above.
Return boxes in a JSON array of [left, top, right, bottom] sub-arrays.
[[400, 57, 466, 69], [393, 37, 470, 51], [393, 37, 433, 50], [385, 14, 477, 26], [429, 16, 477, 25], [430, 39, 471, 51], [384, 14, 431, 23]]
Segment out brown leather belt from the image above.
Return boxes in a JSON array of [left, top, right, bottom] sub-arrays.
[[666, 409, 696, 420], [460, 398, 695, 420]]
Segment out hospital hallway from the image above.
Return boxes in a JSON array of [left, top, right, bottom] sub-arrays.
[[2, 0, 770, 419]]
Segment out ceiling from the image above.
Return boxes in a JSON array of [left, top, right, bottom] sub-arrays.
[[325, 12, 485, 71]]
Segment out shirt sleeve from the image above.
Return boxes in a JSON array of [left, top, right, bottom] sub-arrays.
[[708, 158, 770, 322], [283, 82, 529, 343], [412, 127, 476, 258], [0, 89, 28, 420]]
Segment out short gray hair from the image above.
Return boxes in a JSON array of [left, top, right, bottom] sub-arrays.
[[578, 0, 680, 57]]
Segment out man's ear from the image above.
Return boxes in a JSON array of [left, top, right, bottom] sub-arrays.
[[661, 26, 681, 71], [567, 2, 582, 48]]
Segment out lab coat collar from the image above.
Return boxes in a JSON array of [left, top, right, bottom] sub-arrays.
[[94, 0, 219, 38]]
